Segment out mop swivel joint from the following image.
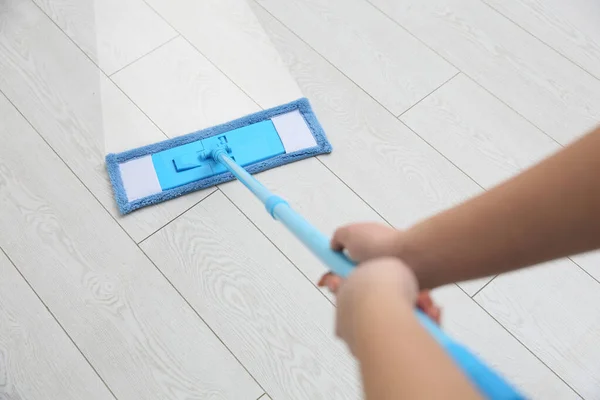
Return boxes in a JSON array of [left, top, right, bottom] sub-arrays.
[[209, 144, 232, 162]]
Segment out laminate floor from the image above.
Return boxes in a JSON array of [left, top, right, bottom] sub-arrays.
[[0, 0, 598, 398]]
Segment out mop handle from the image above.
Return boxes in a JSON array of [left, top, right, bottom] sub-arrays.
[[214, 151, 522, 399]]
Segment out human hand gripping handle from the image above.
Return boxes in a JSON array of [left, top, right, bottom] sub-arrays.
[[324, 224, 522, 399], [270, 206, 522, 399], [321, 247, 521, 399], [213, 151, 522, 399]]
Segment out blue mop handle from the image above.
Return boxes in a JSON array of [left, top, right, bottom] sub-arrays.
[[214, 151, 522, 399]]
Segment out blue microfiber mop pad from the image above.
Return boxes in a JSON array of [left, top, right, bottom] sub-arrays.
[[106, 98, 332, 214]]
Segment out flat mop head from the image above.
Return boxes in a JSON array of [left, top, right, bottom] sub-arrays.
[[106, 98, 332, 214]]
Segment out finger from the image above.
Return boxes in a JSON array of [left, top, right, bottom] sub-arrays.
[[430, 307, 442, 325], [419, 304, 436, 323], [416, 291, 442, 325], [330, 226, 351, 251], [328, 275, 343, 293], [417, 291, 433, 309], [317, 272, 334, 287], [317, 273, 344, 293]]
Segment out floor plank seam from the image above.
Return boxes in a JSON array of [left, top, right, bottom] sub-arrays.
[[467, 285, 584, 398], [108, 34, 180, 78], [140, 0, 264, 111], [314, 158, 395, 228], [362, 0, 568, 148], [470, 275, 498, 298], [217, 187, 336, 307], [479, 0, 600, 83], [399, 119, 486, 191], [396, 71, 461, 118], [137, 188, 219, 244], [134, 241, 268, 395], [105, 74, 170, 143], [565, 257, 600, 287], [0, 246, 120, 400], [442, 74, 565, 148]]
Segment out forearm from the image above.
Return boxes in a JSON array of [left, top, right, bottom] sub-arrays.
[[354, 289, 480, 399], [401, 127, 600, 289]]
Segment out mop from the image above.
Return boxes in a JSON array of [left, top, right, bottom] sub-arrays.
[[106, 98, 522, 399]]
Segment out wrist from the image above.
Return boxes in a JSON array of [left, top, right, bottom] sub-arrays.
[[396, 226, 436, 288]]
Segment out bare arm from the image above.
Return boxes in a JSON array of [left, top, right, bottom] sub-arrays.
[[336, 259, 481, 399], [401, 127, 600, 289], [356, 297, 481, 399]]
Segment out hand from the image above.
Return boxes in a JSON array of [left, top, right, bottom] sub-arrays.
[[327, 259, 482, 400], [331, 222, 403, 262], [324, 221, 400, 296], [323, 222, 441, 323], [329, 258, 419, 354], [319, 271, 441, 325]]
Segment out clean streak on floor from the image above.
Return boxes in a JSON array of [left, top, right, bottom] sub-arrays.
[[0, 0, 598, 398]]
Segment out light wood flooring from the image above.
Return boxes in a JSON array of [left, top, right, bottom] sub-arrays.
[[1, 0, 599, 398]]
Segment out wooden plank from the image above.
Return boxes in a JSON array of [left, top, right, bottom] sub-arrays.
[[141, 191, 362, 400], [32, 0, 177, 75], [253, 0, 456, 115], [143, 0, 304, 109], [483, 0, 600, 80], [112, 36, 259, 138], [432, 285, 579, 399], [401, 74, 560, 189], [0, 92, 261, 399], [476, 260, 600, 398], [369, 0, 600, 145], [0, 250, 115, 400], [0, 0, 210, 242]]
